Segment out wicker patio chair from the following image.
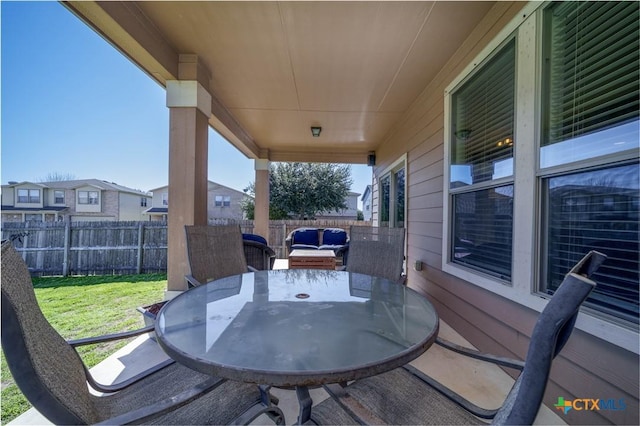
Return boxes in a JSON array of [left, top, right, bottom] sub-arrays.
[[0, 240, 284, 425], [243, 233, 276, 270], [184, 224, 257, 287], [310, 250, 606, 425], [342, 226, 406, 284]]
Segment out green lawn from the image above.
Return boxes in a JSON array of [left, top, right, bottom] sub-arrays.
[[0, 274, 167, 424]]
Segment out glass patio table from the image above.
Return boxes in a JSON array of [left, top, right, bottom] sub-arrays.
[[155, 269, 439, 424]]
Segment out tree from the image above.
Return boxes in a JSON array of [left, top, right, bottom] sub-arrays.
[[38, 172, 77, 182], [242, 163, 353, 220]]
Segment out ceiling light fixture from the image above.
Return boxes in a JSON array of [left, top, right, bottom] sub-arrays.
[[311, 126, 322, 137]]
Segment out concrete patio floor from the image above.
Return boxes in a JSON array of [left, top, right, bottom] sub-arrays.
[[9, 316, 564, 425]]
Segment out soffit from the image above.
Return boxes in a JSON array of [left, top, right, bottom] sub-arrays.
[[71, 1, 496, 162]]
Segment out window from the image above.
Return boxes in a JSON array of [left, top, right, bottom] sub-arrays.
[[541, 2, 639, 168], [215, 195, 231, 207], [449, 39, 516, 281], [141, 197, 148, 207], [444, 1, 639, 340], [541, 164, 639, 324], [162, 193, 169, 206], [539, 1, 639, 324], [54, 190, 65, 204], [25, 214, 42, 222], [378, 157, 406, 229], [78, 190, 99, 205], [17, 189, 40, 204]]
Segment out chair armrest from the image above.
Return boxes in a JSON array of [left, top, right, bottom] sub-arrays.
[[185, 274, 204, 288], [86, 359, 176, 393], [68, 325, 177, 394], [402, 364, 499, 419], [67, 325, 155, 347], [243, 240, 276, 257], [436, 337, 525, 370], [334, 244, 349, 257], [95, 377, 227, 425]]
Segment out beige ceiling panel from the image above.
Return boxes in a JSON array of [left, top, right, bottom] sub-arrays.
[[379, 1, 496, 112], [137, 1, 299, 110], [230, 108, 401, 150], [280, 1, 433, 112]]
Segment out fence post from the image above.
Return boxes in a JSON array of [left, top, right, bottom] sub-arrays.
[[282, 223, 287, 258], [62, 220, 71, 277], [136, 222, 144, 274]]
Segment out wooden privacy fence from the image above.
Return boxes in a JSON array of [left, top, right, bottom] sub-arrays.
[[2, 221, 168, 277], [3, 219, 369, 276]]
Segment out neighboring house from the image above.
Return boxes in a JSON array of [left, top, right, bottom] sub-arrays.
[[315, 191, 360, 220], [0, 179, 151, 223], [361, 185, 372, 221], [145, 181, 249, 222]]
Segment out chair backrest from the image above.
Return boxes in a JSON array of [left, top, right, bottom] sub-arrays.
[[185, 225, 248, 284], [1, 241, 100, 424], [346, 226, 405, 282], [492, 250, 606, 425]]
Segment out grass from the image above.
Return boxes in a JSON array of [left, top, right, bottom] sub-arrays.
[[0, 273, 167, 424]]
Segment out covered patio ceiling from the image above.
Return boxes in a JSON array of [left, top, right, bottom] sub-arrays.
[[65, 1, 495, 164]]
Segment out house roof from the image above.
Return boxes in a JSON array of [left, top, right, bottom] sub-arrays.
[[150, 180, 249, 197], [26, 179, 150, 196], [144, 207, 168, 214], [361, 185, 372, 201]]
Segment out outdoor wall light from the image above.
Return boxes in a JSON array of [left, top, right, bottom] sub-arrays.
[[311, 126, 322, 137]]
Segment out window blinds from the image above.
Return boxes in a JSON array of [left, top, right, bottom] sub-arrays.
[[451, 39, 515, 186], [543, 1, 640, 146]]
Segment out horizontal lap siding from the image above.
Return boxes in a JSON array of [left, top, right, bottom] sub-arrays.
[[374, 1, 638, 424]]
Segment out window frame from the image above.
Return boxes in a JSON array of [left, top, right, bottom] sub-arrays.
[[78, 190, 99, 205], [54, 190, 65, 204], [17, 189, 41, 204], [215, 195, 231, 207], [377, 155, 407, 229], [442, 2, 638, 353]]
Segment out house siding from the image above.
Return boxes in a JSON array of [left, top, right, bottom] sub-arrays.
[[372, 2, 638, 425], [206, 183, 247, 220], [118, 192, 149, 221]]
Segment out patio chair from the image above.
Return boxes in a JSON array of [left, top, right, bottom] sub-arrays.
[[341, 226, 406, 284], [310, 250, 606, 425], [243, 233, 277, 270], [0, 240, 285, 425], [185, 224, 257, 287]]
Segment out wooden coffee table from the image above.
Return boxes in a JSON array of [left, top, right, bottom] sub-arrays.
[[289, 249, 336, 270]]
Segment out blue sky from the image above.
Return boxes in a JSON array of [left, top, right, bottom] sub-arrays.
[[1, 1, 372, 204]]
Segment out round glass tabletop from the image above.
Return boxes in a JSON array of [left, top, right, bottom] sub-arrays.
[[155, 269, 438, 387]]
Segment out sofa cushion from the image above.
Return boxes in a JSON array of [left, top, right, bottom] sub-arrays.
[[322, 228, 347, 246], [242, 233, 268, 246], [293, 228, 320, 246], [291, 244, 319, 251]]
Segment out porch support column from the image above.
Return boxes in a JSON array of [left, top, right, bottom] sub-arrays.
[[254, 159, 270, 243], [165, 57, 212, 294]]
